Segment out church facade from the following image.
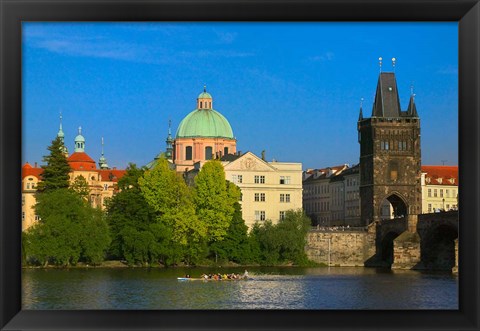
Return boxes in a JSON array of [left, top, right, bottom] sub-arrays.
[[152, 88, 303, 228], [22, 120, 126, 231]]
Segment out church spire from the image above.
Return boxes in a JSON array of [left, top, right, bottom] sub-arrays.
[[165, 120, 173, 160], [98, 137, 109, 169], [57, 111, 69, 156]]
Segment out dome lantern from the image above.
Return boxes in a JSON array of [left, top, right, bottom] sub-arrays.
[[74, 126, 86, 152], [176, 88, 234, 139], [197, 85, 213, 110]]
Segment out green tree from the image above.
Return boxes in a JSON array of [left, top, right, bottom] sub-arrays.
[[276, 209, 312, 264], [139, 157, 207, 265], [70, 175, 90, 200], [24, 188, 110, 266], [211, 202, 251, 264], [37, 136, 71, 192], [193, 160, 241, 256], [105, 164, 156, 263]]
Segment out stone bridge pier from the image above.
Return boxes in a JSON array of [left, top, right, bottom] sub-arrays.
[[385, 212, 458, 272]]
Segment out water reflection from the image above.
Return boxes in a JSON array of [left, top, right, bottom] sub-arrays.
[[22, 267, 458, 310]]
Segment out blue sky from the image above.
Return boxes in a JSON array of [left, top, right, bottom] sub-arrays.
[[22, 22, 458, 170]]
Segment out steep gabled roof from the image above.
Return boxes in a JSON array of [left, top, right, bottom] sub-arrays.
[[372, 72, 402, 118]]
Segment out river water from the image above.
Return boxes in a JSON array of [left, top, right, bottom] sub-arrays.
[[22, 267, 458, 310]]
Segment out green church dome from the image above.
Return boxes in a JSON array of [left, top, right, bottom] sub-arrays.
[[176, 108, 234, 139], [198, 91, 212, 99]]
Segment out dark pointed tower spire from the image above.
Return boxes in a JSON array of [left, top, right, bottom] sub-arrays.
[[407, 84, 419, 117], [358, 98, 364, 121]]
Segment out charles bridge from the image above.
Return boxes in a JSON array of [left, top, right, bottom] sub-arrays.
[[305, 210, 459, 272]]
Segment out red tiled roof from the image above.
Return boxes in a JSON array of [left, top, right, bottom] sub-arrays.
[[68, 152, 97, 171], [98, 169, 127, 183], [422, 165, 458, 186], [22, 163, 43, 179]]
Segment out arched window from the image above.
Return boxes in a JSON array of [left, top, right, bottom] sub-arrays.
[[185, 146, 193, 160], [205, 146, 213, 160], [200, 101, 203, 108]]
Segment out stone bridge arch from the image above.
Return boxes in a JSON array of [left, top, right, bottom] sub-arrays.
[[379, 192, 408, 220], [417, 213, 459, 270]]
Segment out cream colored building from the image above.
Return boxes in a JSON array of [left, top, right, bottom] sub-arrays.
[[222, 152, 303, 229], [421, 165, 458, 213]]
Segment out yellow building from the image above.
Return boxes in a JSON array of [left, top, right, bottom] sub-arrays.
[[22, 122, 125, 231], [223, 152, 303, 229], [421, 165, 458, 213]]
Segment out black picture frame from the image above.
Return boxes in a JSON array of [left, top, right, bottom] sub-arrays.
[[1, 0, 479, 330]]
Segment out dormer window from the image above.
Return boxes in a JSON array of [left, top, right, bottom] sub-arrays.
[[450, 178, 455, 184], [437, 178, 442, 184]]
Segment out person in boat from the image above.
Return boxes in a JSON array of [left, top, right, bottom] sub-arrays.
[[185, 274, 190, 278]]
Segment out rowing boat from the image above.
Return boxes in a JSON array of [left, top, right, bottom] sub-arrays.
[[177, 277, 253, 281]]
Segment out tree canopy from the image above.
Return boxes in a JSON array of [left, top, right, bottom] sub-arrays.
[[37, 136, 71, 192]]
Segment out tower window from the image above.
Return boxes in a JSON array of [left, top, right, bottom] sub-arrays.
[[185, 146, 193, 160], [200, 101, 203, 108]]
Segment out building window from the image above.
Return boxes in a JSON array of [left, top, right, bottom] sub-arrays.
[[200, 101, 203, 108], [22, 212, 25, 220], [279, 176, 291, 184], [280, 194, 290, 203], [34, 215, 41, 221], [279, 211, 286, 220], [205, 146, 213, 160], [428, 189, 432, 197], [104, 184, 108, 191], [254, 193, 266, 202], [440, 189, 444, 198], [185, 146, 193, 160], [26, 183, 30, 189], [224, 147, 229, 155], [22, 195, 25, 206], [254, 175, 265, 184], [232, 174, 243, 184], [434, 189, 437, 197], [446, 189, 450, 198], [255, 210, 266, 221], [428, 204, 432, 213]]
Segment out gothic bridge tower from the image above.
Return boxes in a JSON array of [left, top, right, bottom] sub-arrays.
[[358, 68, 421, 225]]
